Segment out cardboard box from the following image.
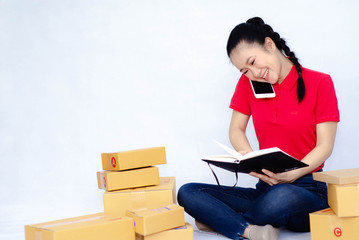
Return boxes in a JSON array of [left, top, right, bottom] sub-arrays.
[[103, 177, 176, 216], [97, 166, 160, 191], [328, 183, 359, 217], [310, 208, 359, 240], [25, 213, 135, 240], [313, 168, 359, 185], [313, 168, 359, 217], [126, 204, 185, 236], [135, 222, 194, 240], [102, 147, 166, 171]]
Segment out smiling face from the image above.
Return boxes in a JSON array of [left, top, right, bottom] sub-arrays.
[[229, 38, 291, 85]]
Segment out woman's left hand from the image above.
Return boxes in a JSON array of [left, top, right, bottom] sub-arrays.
[[249, 169, 300, 186]]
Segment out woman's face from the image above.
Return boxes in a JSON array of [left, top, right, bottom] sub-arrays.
[[229, 39, 283, 84]]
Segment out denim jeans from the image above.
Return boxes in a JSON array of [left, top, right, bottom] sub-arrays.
[[177, 172, 328, 240]]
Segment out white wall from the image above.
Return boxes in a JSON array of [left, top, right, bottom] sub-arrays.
[[1, 0, 358, 239]]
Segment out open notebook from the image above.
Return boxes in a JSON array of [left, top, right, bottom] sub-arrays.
[[202, 141, 309, 188]]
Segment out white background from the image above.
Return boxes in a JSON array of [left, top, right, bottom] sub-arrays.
[[1, 0, 358, 239]]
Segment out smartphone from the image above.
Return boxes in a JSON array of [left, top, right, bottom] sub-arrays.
[[249, 79, 276, 98]]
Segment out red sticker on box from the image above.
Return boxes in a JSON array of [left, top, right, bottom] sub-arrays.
[[111, 157, 117, 168], [103, 176, 106, 188], [334, 227, 342, 237]]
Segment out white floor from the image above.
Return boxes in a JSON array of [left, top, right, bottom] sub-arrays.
[[1, 220, 311, 240], [193, 229, 311, 240], [0, 224, 312, 240], [2, 208, 311, 240], [187, 217, 311, 240]]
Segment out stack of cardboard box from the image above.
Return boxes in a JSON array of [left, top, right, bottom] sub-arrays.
[[310, 168, 359, 240], [98, 146, 193, 240], [25, 146, 193, 240]]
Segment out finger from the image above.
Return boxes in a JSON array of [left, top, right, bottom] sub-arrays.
[[249, 171, 258, 177], [250, 172, 275, 186], [249, 172, 266, 179], [261, 169, 276, 177], [258, 173, 279, 186]]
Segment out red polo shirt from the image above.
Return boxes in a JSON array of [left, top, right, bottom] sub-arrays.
[[230, 66, 340, 171]]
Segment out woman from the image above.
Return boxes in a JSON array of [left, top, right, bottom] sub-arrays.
[[177, 17, 339, 240]]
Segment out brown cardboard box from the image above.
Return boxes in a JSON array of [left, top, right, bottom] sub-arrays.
[[135, 222, 194, 240], [313, 168, 359, 217], [97, 166, 160, 191], [103, 177, 176, 216], [101, 147, 166, 171], [126, 204, 185, 236], [327, 183, 359, 217], [313, 168, 359, 185], [25, 213, 134, 240], [310, 208, 359, 240]]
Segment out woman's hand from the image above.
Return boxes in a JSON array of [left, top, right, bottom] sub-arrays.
[[248, 122, 338, 186], [238, 149, 253, 155], [249, 168, 303, 186], [250, 121, 338, 186]]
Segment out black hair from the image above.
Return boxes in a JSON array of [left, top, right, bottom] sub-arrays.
[[226, 17, 305, 102]]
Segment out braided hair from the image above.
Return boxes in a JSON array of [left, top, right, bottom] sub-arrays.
[[226, 17, 305, 102]]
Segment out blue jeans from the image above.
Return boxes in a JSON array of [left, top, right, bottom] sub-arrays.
[[177, 173, 328, 240]]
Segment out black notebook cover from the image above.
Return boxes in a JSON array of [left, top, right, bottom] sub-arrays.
[[202, 151, 308, 174]]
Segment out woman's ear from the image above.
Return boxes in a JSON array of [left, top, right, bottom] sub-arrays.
[[264, 37, 276, 52]]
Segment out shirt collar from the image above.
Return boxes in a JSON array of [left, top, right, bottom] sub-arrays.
[[275, 64, 298, 90]]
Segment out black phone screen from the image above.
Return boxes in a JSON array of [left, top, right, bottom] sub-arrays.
[[251, 80, 274, 94]]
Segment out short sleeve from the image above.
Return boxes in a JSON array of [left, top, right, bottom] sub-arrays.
[[315, 75, 340, 124], [229, 75, 251, 115]]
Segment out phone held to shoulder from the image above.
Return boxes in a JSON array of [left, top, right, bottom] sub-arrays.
[[249, 79, 276, 99]]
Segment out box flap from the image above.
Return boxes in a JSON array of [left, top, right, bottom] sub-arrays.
[[310, 208, 335, 216], [313, 168, 359, 185]]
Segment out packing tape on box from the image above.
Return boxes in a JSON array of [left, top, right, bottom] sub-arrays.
[[35, 230, 42, 240], [152, 206, 171, 213], [39, 215, 105, 228], [131, 191, 147, 209]]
